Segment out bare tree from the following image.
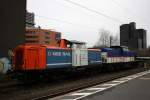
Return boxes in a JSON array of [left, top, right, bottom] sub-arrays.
[[94, 29, 120, 48], [94, 29, 110, 47]]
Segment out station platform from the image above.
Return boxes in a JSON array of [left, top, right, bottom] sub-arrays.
[[50, 70, 150, 100], [82, 71, 150, 100]]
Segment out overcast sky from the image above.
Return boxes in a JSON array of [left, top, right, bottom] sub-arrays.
[[27, 0, 150, 47]]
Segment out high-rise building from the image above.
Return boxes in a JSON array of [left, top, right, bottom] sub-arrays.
[[25, 28, 61, 47], [134, 29, 147, 49], [120, 22, 147, 49], [0, 0, 26, 57], [26, 11, 35, 27]]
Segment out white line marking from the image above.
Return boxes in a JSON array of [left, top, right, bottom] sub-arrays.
[[112, 80, 125, 83], [87, 88, 106, 91], [127, 76, 137, 78], [102, 83, 117, 86], [118, 78, 132, 81], [61, 99, 75, 100], [71, 93, 91, 96]]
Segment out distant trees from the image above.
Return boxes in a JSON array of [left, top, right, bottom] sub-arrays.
[[94, 29, 120, 48]]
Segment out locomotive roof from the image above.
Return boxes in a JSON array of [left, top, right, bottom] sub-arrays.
[[69, 40, 86, 44]]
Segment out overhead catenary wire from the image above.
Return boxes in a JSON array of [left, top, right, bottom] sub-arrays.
[[33, 1, 130, 34], [35, 14, 99, 30], [63, 0, 124, 24]]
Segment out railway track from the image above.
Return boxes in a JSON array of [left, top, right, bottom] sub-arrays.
[[0, 80, 19, 89], [0, 66, 149, 100]]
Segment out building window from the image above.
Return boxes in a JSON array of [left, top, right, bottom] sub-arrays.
[[26, 31, 36, 34], [45, 36, 50, 39], [55, 33, 61, 40], [45, 41, 50, 44], [26, 36, 38, 38], [32, 31, 36, 34], [45, 32, 50, 35]]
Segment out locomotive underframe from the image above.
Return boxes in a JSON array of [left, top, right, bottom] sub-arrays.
[[12, 61, 142, 82]]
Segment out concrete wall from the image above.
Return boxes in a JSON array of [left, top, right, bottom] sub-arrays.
[[0, 0, 26, 57]]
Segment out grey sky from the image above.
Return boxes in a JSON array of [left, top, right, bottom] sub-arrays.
[[27, 0, 150, 47]]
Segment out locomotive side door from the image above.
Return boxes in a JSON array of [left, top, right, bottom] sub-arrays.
[[72, 43, 88, 67], [25, 47, 46, 70], [25, 48, 39, 70], [72, 48, 80, 66]]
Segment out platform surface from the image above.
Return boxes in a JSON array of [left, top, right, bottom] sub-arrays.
[[82, 71, 150, 100], [50, 70, 150, 100]]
